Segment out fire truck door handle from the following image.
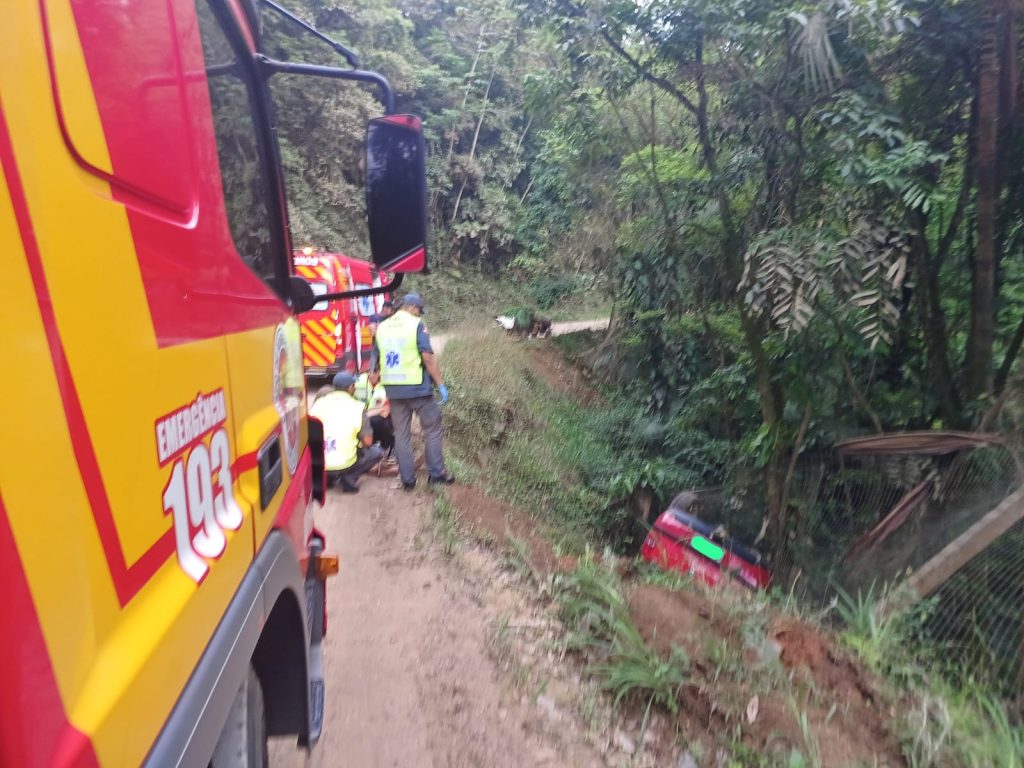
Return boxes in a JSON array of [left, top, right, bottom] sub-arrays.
[[257, 435, 283, 510]]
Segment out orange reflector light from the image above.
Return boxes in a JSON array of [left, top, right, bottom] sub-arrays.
[[314, 554, 339, 579]]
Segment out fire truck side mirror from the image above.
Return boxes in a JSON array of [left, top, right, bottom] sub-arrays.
[[289, 275, 318, 313], [365, 115, 429, 274]]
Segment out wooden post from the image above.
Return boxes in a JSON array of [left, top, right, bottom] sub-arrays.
[[884, 487, 1024, 613]]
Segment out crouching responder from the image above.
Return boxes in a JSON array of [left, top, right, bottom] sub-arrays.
[[355, 369, 395, 457], [373, 292, 454, 490], [310, 371, 383, 493]]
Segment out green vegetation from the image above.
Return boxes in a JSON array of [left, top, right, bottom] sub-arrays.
[[556, 554, 689, 713], [831, 582, 907, 674], [430, 494, 459, 558], [442, 332, 1022, 765], [402, 267, 610, 333], [262, 0, 1022, 753], [442, 333, 691, 549]]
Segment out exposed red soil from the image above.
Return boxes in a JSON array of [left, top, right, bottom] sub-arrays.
[[525, 345, 603, 405], [772, 619, 881, 707], [625, 584, 905, 767], [445, 485, 561, 575], [745, 692, 904, 767], [769, 619, 904, 766], [627, 584, 735, 658]]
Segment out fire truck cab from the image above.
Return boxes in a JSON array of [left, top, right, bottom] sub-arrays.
[[0, 0, 427, 766]]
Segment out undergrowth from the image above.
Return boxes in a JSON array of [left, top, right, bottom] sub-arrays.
[[440, 329, 1024, 767], [832, 582, 1024, 768], [404, 267, 610, 332], [556, 553, 688, 713], [442, 333, 634, 545]]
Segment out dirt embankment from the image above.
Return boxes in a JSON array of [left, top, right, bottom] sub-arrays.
[[270, 478, 606, 768], [445, 484, 567, 575], [446, 481, 906, 766], [628, 584, 905, 767], [444, 334, 908, 767], [276, 330, 908, 768], [524, 346, 604, 406]]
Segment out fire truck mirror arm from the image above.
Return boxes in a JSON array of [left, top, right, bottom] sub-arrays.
[[254, 55, 394, 114], [294, 272, 404, 313]]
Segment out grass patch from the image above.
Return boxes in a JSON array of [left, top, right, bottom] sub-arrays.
[[431, 495, 459, 557], [831, 582, 907, 674], [556, 553, 688, 714], [830, 584, 1024, 768], [442, 333, 636, 547], [404, 267, 610, 333]]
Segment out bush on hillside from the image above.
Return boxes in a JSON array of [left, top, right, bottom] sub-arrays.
[[530, 275, 577, 309]]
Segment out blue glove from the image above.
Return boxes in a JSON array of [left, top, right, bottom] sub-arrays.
[[437, 384, 449, 405]]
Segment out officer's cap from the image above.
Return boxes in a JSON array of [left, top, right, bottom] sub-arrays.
[[401, 293, 426, 313], [333, 372, 358, 390]]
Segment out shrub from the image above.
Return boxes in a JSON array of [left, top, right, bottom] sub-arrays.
[[530, 275, 577, 309]]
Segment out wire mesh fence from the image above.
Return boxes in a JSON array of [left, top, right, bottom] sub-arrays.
[[772, 434, 1024, 698], [691, 432, 1023, 700], [913, 513, 1024, 697]]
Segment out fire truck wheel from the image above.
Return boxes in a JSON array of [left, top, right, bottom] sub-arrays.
[[209, 666, 268, 768]]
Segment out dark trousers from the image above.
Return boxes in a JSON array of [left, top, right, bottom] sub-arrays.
[[390, 396, 445, 485], [369, 415, 394, 453], [328, 445, 383, 488]]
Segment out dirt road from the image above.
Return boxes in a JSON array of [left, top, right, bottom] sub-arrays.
[[269, 477, 605, 768], [273, 322, 617, 767], [432, 318, 608, 355]]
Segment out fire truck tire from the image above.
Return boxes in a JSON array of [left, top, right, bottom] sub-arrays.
[[209, 666, 268, 768]]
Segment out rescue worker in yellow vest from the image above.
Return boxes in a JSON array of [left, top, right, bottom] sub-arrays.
[[309, 371, 383, 493], [372, 292, 453, 490], [354, 370, 394, 456]]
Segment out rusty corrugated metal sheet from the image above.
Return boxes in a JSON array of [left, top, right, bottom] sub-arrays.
[[835, 431, 1005, 456]]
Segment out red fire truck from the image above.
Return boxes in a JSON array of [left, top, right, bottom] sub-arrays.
[[293, 249, 390, 376], [1, 0, 427, 765]]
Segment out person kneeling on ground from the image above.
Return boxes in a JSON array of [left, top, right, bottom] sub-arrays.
[[310, 371, 382, 493], [366, 370, 395, 458], [355, 369, 395, 458]]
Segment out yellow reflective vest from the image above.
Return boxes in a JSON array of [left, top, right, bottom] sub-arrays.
[[309, 390, 364, 471], [354, 372, 371, 403], [376, 310, 424, 386], [367, 382, 387, 409], [354, 373, 387, 409]]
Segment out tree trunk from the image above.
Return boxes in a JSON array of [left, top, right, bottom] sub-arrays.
[[911, 223, 962, 425], [450, 66, 496, 225], [966, 2, 1001, 400], [431, 28, 486, 219], [739, 309, 789, 557]]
